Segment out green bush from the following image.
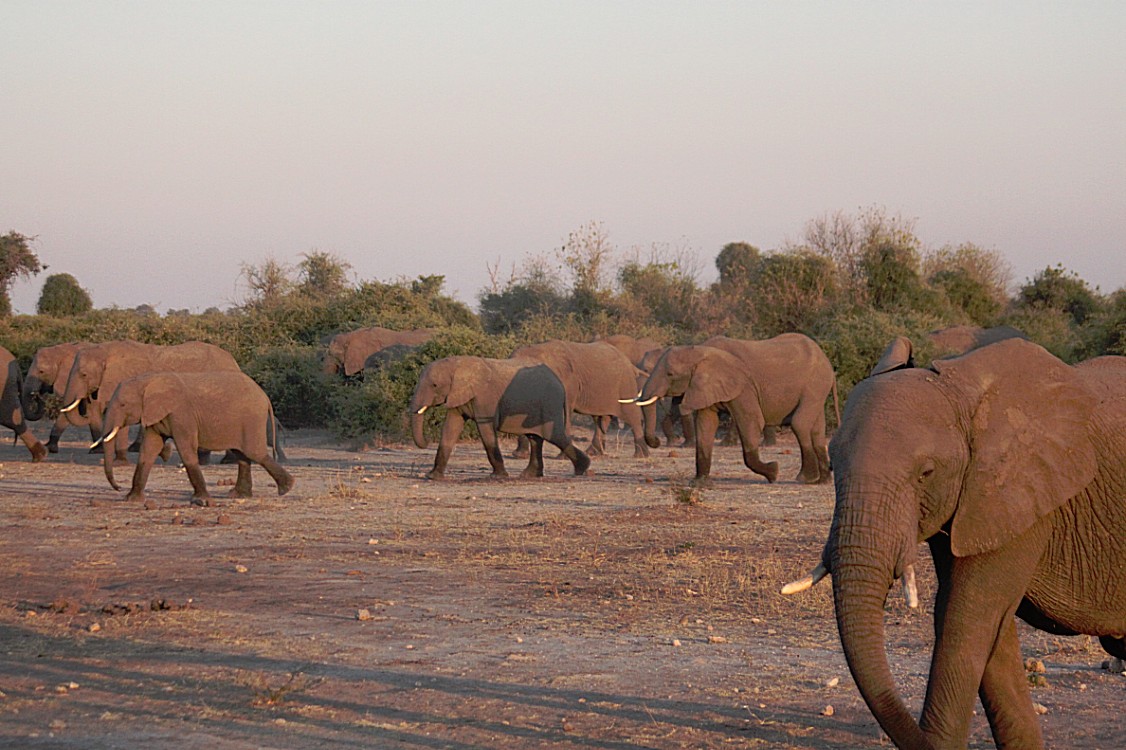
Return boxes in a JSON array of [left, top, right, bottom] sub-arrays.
[[242, 346, 342, 429]]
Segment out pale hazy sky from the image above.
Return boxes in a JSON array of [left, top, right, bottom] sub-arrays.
[[3, 1, 1124, 313]]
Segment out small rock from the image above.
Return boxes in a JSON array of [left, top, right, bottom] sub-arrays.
[[356, 608, 373, 621], [88, 622, 101, 633], [707, 635, 728, 644], [1032, 702, 1049, 715], [143, 498, 158, 511], [216, 513, 232, 525], [234, 564, 248, 574], [825, 677, 840, 688], [821, 705, 834, 716], [670, 639, 682, 647], [1025, 658, 1046, 674]]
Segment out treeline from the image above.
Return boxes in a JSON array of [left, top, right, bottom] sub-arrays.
[[2, 210, 1123, 443]]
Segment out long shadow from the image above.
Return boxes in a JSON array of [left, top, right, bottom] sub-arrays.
[[0, 622, 879, 749]]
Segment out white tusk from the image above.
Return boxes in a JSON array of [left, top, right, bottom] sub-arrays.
[[617, 397, 637, 404], [780, 563, 828, 595], [415, 405, 428, 415], [89, 437, 104, 449], [60, 398, 82, 413], [100, 426, 120, 445], [636, 395, 660, 407]]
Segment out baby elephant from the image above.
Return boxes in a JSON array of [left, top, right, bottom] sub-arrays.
[[98, 371, 293, 505]]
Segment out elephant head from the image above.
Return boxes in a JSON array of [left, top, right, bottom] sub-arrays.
[[801, 339, 1097, 748], [638, 346, 746, 408], [408, 357, 479, 449], [60, 346, 112, 421], [21, 343, 88, 422]]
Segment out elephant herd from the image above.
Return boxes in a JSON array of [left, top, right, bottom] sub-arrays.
[[3, 339, 292, 506], [5, 322, 1125, 750]]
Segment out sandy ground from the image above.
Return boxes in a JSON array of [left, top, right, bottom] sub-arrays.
[[0, 427, 1122, 749]]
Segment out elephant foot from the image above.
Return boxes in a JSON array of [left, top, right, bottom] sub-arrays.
[[519, 467, 543, 479], [229, 486, 253, 498], [644, 435, 660, 449], [572, 452, 591, 476], [690, 476, 713, 489], [425, 470, 446, 481], [632, 445, 650, 459], [586, 446, 604, 458], [30, 443, 48, 462], [489, 470, 510, 480], [47, 441, 60, 454], [679, 440, 695, 449], [796, 469, 825, 484], [124, 491, 145, 503], [759, 462, 779, 483], [276, 473, 295, 496], [191, 494, 215, 507]]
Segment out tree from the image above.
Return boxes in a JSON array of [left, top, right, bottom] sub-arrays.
[[924, 243, 1011, 325], [715, 242, 761, 291], [1016, 265, 1102, 326], [297, 250, 352, 298], [36, 273, 93, 316], [0, 231, 44, 316], [239, 256, 294, 307]]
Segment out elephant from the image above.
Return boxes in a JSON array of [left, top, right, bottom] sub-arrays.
[[20, 341, 97, 453], [636, 333, 838, 484], [597, 334, 665, 368], [322, 326, 436, 377], [409, 355, 591, 480], [59, 340, 241, 461], [1, 346, 47, 462], [510, 340, 657, 458], [927, 324, 1027, 358], [784, 338, 1126, 749], [97, 371, 293, 505]]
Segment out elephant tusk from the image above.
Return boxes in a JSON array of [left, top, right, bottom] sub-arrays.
[[617, 397, 637, 404], [636, 395, 660, 407], [901, 565, 919, 608], [780, 563, 828, 595], [89, 437, 104, 449], [101, 426, 121, 445], [415, 405, 428, 415], [60, 398, 82, 413]]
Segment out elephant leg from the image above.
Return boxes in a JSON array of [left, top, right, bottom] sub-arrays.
[[125, 428, 166, 503], [14, 423, 47, 463], [978, 615, 1045, 749], [1100, 636, 1126, 661], [521, 434, 545, 478], [112, 428, 131, 464], [176, 437, 212, 506], [550, 435, 590, 476], [231, 458, 253, 498], [47, 416, 71, 453], [621, 404, 650, 458], [921, 525, 1049, 748], [729, 401, 777, 483], [588, 415, 606, 457], [659, 406, 677, 445], [512, 434, 530, 459], [789, 402, 827, 484], [426, 412, 465, 480], [761, 424, 777, 447], [476, 421, 508, 479], [692, 408, 719, 486], [239, 448, 293, 496]]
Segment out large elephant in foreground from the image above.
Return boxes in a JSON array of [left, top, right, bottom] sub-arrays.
[[410, 356, 590, 480], [20, 341, 95, 452], [512, 340, 656, 458], [786, 339, 1126, 749], [99, 371, 293, 505], [60, 340, 241, 460], [1, 346, 46, 462], [322, 326, 435, 377], [636, 333, 837, 484]]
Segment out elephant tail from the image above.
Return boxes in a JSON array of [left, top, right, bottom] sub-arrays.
[[268, 406, 288, 463], [831, 378, 841, 429]]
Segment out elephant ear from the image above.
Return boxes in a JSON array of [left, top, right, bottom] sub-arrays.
[[936, 339, 1098, 557], [682, 352, 745, 411], [870, 337, 914, 376], [343, 343, 368, 377], [445, 358, 480, 409], [140, 376, 184, 427]]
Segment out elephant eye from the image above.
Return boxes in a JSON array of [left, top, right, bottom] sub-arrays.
[[918, 466, 935, 482]]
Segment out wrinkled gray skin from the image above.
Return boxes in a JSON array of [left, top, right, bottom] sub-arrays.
[[816, 339, 1126, 749], [322, 327, 435, 377], [60, 340, 241, 461], [510, 340, 657, 459], [1, 346, 47, 462], [409, 356, 590, 480], [638, 334, 838, 485], [20, 342, 97, 452], [100, 371, 292, 506]]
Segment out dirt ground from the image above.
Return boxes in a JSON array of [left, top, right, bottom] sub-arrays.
[[0, 427, 1122, 749]]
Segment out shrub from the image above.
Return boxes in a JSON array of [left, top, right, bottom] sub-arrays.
[[242, 346, 342, 428], [37, 273, 94, 316]]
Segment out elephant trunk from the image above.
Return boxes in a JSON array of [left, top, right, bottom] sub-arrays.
[[410, 402, 429, 449], [101, 425, 122, 491], [829, 481, 930, 750], [21, 377, 47, 421]]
